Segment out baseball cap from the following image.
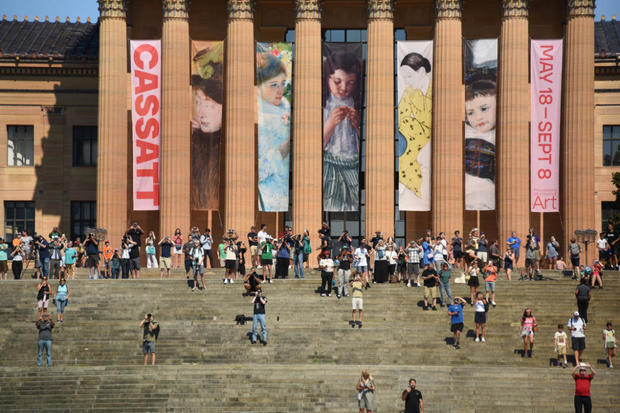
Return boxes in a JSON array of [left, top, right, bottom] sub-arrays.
[[573, 311, 579, 317]]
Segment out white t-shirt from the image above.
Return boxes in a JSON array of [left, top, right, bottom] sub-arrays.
[[320, 258, 334, 272], [475, 300, 486, 313], [568, 317, 586, 338], [257, 230, 268, 245], [385, 250, 397, 265], [225, 246, 236, 261], [354, 247, 368, 267], [554, 331, 567, 345], [433, 245, 444, 262], [597, 238, 608, 250], [122, 248, 130, 259]]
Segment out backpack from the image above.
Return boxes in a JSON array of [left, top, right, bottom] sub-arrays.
[[153, 323, 160, 340], [569, 243, 580, 256]]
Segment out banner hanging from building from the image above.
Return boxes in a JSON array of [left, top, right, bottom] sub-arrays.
[[131, 40, 161, 211], [322, 43, 364, 212], [464, 39, 497, 211], [397, 40, 433, 211], [530, 39, 562, 212], [256, 42, 292, 212], [191, 41, 224, 210]]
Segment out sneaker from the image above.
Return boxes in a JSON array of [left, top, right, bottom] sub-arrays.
[[416, 282, 421, 287], [610, 364, 613, 368], [432, 306, 437, 311], [407, 282, 411, 287], [192, 287, 196, 292], [262, 341, 267, 346], [230, 279, 234, 284], [475, 337, 480, 342], [223, 279, 227, 284], [337, 295, 341, 299], [563, 362, 568, 368], [454, 344, 460, 349], [268, 279, 272, 284], [358, 322, 362, 329], [351, 321, 355, 328], [344, 293, 350, 297], [327, 294, 332, 297], [527, 349, 532, 357], [423, 306, 429, 311], [481, 337, 486, 343], [251, 340, 256, 344], [491, 301, 496, 307], [257, 265, 262, 269], [321, 293, 326, 297]]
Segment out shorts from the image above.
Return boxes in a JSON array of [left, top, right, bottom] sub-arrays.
[[525, 258, 536, 268], [238, 263, 246, 276], [476, 252, 488, 262], [358, 265, 368, 273], [605, 341, 616, 349], [468, 276, 479, 287], [173, 246, 183, 255], [159, 256, 172, 269], [219, 258, 225, 268], [142, 341, 156, 354], [557, 343, 567, 355], [504, 261, 513, 270], [87, 254, 99, 267], [474, 312, 486, 324], [407, 263, 420, 276], [37, 299, 49, 309], [571, 256, 580, 267], [104, 259, 111, 270], [572, 337, 586, 351], [0, 261, 7, 272], [485, 281, 496, 292], [35, 259, 41, 269], [192, 262, 205, 276], [451, 322, 464, 333], [184, 259, 192, 273], [453, 250, 463, 259], [250, 245, 259, 256], [303, 253, 309, 263], [352, 297, 363, 310], [424, 286, 437, 300], [225, 259, 236, 270], [65, 263, 75, 271], [534, 250, 541, 261], [260, 258, 272, 266], [513, 248, 520, 258], [358, 391, 374, 410], [130, 257, 141, 271]]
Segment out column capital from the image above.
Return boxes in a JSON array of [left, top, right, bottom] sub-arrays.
[[162, 0, 189, 20], [295, 0, 321, 20], [435, 0, 462, 20], [227, 0, 254, 20], [97, 0, 127, 19], [568, 0, 595, 17], [501, 0, 528, 18], [367, 0, 394, 20]]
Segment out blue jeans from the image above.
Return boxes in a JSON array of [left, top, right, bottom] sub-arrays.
[[37, 339, 52, 366], [41, 257, 50, 278], [439, 281, 453, 305], [56, 298, 66, 314], [294, 253, 304, 278], [252, 314, 267, 342]]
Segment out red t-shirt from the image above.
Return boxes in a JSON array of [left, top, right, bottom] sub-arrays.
[[573, 374, 592, 396]]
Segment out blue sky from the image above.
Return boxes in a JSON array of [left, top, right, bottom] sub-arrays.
[[0, 0, 618, 22]]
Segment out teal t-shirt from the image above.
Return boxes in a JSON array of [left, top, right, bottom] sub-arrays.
[[64, 247, 77, 265], [0, 243, 8, 261], [439, 269, 451, 283], [218, 243, 226, 257]]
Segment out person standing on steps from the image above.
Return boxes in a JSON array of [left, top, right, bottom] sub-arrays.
[[569, 238, 582, 279], [319, 250, 335, 297], [350, 273, 364, 328], [356, 370, 375, 413], [337, 246, 353, 298], [139, 313, 159, 366], [568, 311, 587, 366], [602, 321, 616, 368], [421, 263, 439, 311], [36, 277, 51, 319], [251, 288, 267, 345], [575, 277, 591, 324], [507, 231, 521, 268], [448, 296, 466, 349], [554, 324, 569, 367], [572, 363, 595, 413], [189, 240, 205, 291], [0, 237, 9, 280], [35, 313, 54, 367], [158, 236, 174, 279], [474, 292, 488, 342], [401, 378, 423, 413], [200, 228, 214, 269], [520, 308, 537, 358], [53, 278, 70, 323]]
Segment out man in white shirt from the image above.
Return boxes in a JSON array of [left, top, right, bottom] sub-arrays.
[[596, 233, 609, 267], [354, 240, 370, 289], [199, 228, 213, 269], [256, 224, 268, 268], [568, 311, 587, 366]]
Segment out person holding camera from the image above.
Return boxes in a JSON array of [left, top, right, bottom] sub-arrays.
[[82, 233, 100, 279], [251, 288, 267, 345], [10, 244, 24, 279], [189, 240, 205, 291], [356, 370, 375, 413], [158, 236, 174, 279], [337, 246, 353, 298], [248, 226, 260, 268], [274, 236, 291, 279], [291, 234, 304, 279], [259, 237, 274, 283], [36, 235, 50, 279], [401, 378, 424, 413], [200, 228, 214, 269], [525, 235, 537, 280], [223, 239, 238, 284], [54, 277, 70, 322], [35, 313, 55, 367], [36, 277, 51, 319], [244, 266, 261, 295], [139, 313, 159, 365]]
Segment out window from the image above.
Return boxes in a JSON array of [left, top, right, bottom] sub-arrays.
[[602, 201, 620, 230], [71, 201, 96, 241], [7, 125, 33, 166], [603, 125, 620, 166], [4, 201, 35, 243], [73, 126, 97, 166]]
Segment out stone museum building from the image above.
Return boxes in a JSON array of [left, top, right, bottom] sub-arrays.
[[0, 0, 618, 260]]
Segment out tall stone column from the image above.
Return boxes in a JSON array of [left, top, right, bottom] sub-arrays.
[[365, 0, 394, 238], [497, 0, 529, 247], [432, 0, 463, 236], [224, 0, 255, 233], [293, 0, 322, 245], [96, 0, 128, 244], [563, 0, 595, 255], [160, 0, 191, 237]]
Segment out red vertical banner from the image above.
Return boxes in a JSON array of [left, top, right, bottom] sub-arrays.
[[530, 39, 562, 212], [130, 40, 161, 211]]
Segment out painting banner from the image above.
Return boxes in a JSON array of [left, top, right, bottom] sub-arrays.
[[131, 40, 161, 211], [191, 41, 224, 210], [530, 40, 562, 212], [397, 41, 433, 211], [256, 42, 293, 212], [464, 39, 497, 211], [322, 43, 364, 212]]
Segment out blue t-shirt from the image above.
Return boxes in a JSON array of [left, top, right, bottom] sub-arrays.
[[507, 237, 521, 250], [277, 244, 290, 259], [160, 242, 173, 258], [85, 240, 99, 255], [448, 303, 464, 324], [38, 240, 50, 259], [64, 248, 77, 265]]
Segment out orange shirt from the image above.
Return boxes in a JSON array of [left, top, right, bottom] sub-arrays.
[[103, 246, 114, 260], [12, 238, 21, 247], [485, 265, 497, 282]]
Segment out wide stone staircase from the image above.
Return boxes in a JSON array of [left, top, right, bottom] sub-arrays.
[[0, 267, 618, 412]]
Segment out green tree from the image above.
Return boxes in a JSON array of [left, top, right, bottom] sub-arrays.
[[609, 172, 620, 228]]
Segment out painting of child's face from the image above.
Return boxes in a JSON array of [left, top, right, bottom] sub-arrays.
[[259, 73, 286, 106], [194, 88, 222, 133], [400, 65, 428, 91], [328, 69, 357, 100], [465, 95, 496, 133]]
